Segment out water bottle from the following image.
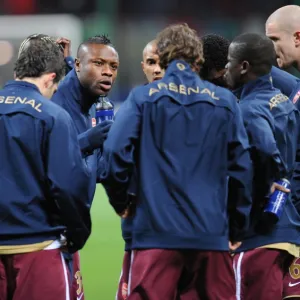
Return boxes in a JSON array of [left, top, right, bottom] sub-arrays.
[[263, 179, 290, 224], [95, 97, 114, 124]]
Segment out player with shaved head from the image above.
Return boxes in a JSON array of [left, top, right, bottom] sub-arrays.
[[266, 6, 300, 299], [116, 39, 164, 300], [52, 34, 118, 300], [266, 5, 300, 70], [266, 6, 300, 107], [141, 40, 164, 82]]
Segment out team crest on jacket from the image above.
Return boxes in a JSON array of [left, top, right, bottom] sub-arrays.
[[122, 282, 128, 299], [293, 90, 300, 104], [92, 118, 96, 127]]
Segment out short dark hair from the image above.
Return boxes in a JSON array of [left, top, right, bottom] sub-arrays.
[[15, 38, 65, 83], [156, 23, 204, 70], [231, 33, 276, 76], [200, 34, 230, 79], [77, 34, 114, 56]]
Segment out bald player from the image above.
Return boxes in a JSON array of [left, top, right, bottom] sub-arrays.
[[141, 40, 164, 82], [266, 6, 300, 205], [266, 6, 300, 106], [116, 40, 164, 300], [266, 5, 300, 70], [266, 8, 300, 300]]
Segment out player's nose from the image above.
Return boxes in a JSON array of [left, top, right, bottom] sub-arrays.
[[102, 64, 113, 77]]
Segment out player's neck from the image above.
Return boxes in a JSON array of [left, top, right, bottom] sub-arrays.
[[16, 77, 42, 88], [15, 77, 45, 96]]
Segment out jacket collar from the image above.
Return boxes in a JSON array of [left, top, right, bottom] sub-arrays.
[[4, 80, 41, 94], [234, 74, 273, 100], [62, 69, 98, 113], [166, 59, 193, 75]]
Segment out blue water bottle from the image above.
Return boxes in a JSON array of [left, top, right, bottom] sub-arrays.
[[263, 178, 290, 224], [95, 97, 114, 124]]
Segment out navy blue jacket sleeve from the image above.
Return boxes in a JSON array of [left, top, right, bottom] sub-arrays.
[[64, 56, 75, 74], [227, 103, 253, 242], [292, 131, 300, 209], [96, 149, 103, 183], [245, 113, 286, 187], [52, 91, 94, 157], [271, 66, 299, 97], [47, 110, 92, 253], [100, 90, 141, 214], [78, 131, 94, 156], [51, 90, 64, 107]]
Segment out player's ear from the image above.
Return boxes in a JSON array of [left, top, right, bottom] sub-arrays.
[[241, 61, 249, 75], [75, 58, 80, 72], [141, 61, 145, 71], [294, 31, 300, 47], [44, 73, 56, 88]]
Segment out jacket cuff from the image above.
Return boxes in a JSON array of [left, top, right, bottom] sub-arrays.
[[64, 56, 75, 70], [78, 133, 93, 157]]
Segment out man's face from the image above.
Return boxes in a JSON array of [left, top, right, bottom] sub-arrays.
[[266, 22, 297, 69], [224, 43, 243, 90], [141, 44, 164, 83], [209, 69, 228, 88], [76, 44, 119, 96]]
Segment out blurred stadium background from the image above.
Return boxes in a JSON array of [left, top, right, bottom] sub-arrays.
[[0, 0, 300, 298]]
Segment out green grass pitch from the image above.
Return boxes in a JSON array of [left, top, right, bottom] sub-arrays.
[[81, 186, 124, 299]]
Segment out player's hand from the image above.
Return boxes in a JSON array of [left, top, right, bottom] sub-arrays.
[[87, 120, 113, 150], [60, 245, 69, 253], [229, 241, 242, 251], [118, 208, 131, 218], [118, 201, 136, 218], [270, 182, 290, 194], [59, 234, 69, 252], [56, 37, 71, 58]]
